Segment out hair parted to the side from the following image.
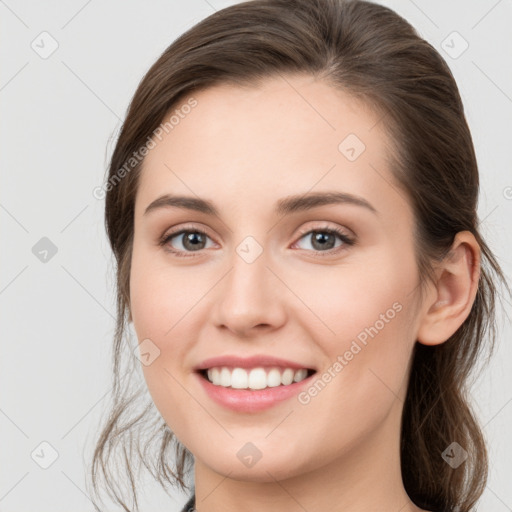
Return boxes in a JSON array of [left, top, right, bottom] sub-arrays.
[[87, 1, 511, 511]]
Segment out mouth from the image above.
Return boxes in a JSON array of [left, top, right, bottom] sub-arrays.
[[196, 366, 317, 391]]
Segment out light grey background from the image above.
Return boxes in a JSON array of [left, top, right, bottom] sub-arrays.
[[1, 1, 511, 511]]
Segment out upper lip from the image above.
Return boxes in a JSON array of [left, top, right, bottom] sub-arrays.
[[194, 355, 316, 372]]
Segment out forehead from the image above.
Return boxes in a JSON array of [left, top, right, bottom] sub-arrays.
[[135, 74, 409, 224]]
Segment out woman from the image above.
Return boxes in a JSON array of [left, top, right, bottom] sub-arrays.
[[89, 0, 509, 511]]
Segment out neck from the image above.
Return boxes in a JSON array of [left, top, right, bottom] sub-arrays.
[[192, 399, 424, 512]]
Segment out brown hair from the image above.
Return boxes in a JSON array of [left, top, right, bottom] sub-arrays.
[[88, 0, 511, 511]]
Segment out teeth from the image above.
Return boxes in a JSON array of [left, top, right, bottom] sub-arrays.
[[248, 367, 267, 390], [232, 368, 248, 389], [267, 368, 282, 387], [220, 367, 231, 387], [293, 369, 307, 382], [282, 368, 294, 385], [205, 366, 310, 389]]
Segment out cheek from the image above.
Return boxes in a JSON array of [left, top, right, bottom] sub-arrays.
[[129, 248, 211, 434], [287, 282, 415, 469], [290, 250, 417, 406], [129, 246, 207, 339], [290, 249, 415, 346]]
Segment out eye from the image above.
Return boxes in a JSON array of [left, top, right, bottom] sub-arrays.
[[159, 224, 355, 258], [292, 225, 355, 256], [159, 226, 215, 258]]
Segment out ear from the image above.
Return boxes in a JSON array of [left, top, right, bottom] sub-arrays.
[[416, 231, 481, 346]]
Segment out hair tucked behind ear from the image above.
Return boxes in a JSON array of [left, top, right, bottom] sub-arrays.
[[87, 1, 511, 510]]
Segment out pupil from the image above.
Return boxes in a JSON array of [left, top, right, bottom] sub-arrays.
[[313, 232, 334, 250], [185, 232, 204, 250]]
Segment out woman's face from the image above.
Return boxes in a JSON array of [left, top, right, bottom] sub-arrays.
[[130, 74, 425, 482]]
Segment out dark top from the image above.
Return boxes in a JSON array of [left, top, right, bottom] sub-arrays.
[[180, 493, 195, 512]]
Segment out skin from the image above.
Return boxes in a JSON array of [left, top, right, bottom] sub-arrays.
[[129, 74, 480, 512]]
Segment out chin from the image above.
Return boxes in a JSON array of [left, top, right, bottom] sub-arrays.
[[198, 448, 312, 483]]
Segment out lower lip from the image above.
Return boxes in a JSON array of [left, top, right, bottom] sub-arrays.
[[195, 372, 315, 413]]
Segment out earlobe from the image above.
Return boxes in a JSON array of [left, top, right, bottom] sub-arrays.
[[416, 231, 481, 346]]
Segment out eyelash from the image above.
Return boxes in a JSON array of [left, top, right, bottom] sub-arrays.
[[158, 224, 356, 259]]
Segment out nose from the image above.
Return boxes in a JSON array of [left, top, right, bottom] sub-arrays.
[[211, 245, 287, 338]]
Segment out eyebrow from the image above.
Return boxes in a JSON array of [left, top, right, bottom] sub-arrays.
[[143, 191, 378, 217]]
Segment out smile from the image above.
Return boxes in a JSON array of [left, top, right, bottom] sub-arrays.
[[200, 366, 315, 390]]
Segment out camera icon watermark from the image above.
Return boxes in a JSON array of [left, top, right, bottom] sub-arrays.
[[441, 441, 468, 469], [441, 31, 469, 60], [134, 338, 161, 366], [31, 31, 59, 59], [32, 237, 58, 263], [236, 442, 262, 468], [236, 236, 263, 264], [338, 133, 366, 162], [31, 441, 59, 469]]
